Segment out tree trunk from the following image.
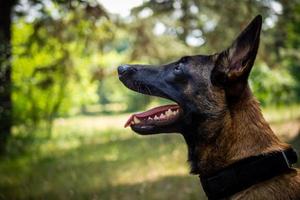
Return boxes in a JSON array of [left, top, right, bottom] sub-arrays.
[[0, 1, 14, 154]]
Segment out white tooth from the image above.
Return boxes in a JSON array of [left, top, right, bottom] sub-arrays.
[[154, 115, 159, 120], [160, 113, 165, 119], [148, 117, 153, 120], [134, 116, 141, 124], [165, 111, 170, 117], [166, 109, 172, 117]]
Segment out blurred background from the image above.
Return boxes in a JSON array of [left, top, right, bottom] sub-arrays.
[[0, 0, 300, 199]]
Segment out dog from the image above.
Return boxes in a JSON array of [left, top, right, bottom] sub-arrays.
[[118, 15, 300, 199]]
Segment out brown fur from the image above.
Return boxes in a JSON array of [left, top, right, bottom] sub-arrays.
[[196, 86, 300, 199], [232, 170, 300, 200]]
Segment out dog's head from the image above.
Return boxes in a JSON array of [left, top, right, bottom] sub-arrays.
[[118, 15, 262, 140]]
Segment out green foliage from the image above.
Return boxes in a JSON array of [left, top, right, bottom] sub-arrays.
[[284, 2, 300, 100], [11, 7, 127, 127], [250, 63, 296, 106], [12, 20, 98, 127], [10, 0, 300, 130]]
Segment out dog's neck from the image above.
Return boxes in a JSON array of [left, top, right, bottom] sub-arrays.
[[186, 87, 289, 176]]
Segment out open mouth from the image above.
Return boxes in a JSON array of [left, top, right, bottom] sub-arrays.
[[118, 65, 184, 134], [125, 104, 181, 128]]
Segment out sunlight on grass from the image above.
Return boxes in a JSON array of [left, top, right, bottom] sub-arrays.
[[0, 124, 201, 199], [53, 114, 129, 134], [263, 104, 300, 123]]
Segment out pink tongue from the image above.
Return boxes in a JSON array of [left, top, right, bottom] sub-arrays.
[[124, 104, 179, 127]]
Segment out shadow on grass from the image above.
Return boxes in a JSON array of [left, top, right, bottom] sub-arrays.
[[1, 175, 206, 200], [0, 132, 206, 200], [1, 126, 300, 200], [34, 176, 206, 200]]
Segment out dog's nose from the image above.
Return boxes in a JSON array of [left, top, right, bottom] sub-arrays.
[[118, 65, 129, 75], [118, 65, 136, 77]]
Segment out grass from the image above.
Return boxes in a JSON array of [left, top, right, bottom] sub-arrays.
[[0, 106, 299, 200]]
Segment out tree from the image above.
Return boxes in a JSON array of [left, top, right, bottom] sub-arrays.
[[0, 0, 17, 153], [0, 0, 109, 151]]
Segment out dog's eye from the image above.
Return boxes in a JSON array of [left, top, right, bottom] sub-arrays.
[[174, 63, 184, 75]]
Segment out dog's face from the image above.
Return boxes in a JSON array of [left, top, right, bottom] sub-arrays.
[[118, 54, 223, 135], [118, 15, 262, 138]]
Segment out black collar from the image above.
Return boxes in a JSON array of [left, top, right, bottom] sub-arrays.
[[199, 148, 298, 200]]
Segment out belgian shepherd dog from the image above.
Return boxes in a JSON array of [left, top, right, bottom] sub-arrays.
[[118, 15, 300, 199]]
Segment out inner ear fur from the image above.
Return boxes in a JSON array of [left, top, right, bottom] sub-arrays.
[[212, 15, 262, 98]]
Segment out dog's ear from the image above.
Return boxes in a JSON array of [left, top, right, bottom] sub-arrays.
[[212, 15, 262, 96]]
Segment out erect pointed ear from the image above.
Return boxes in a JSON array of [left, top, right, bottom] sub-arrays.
[[212, 15, 262, 96]]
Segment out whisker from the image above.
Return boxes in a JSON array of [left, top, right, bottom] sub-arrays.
[[145, 85, 152, 95], [137, 81, 142, 93]]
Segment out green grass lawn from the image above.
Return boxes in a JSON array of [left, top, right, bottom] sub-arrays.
[[0, 107, 299, 200]]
